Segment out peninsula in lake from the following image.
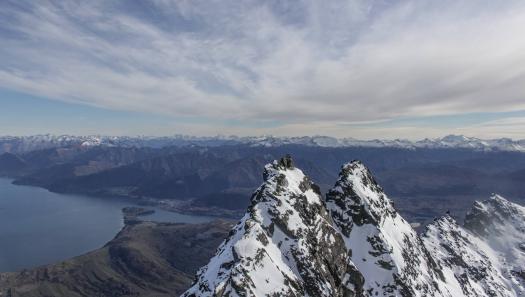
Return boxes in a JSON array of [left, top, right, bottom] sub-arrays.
[[0, 218, 232, 297]]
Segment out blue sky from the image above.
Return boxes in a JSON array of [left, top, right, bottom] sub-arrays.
[[0, 89, 176, 135], [1, 0, 525, 139]]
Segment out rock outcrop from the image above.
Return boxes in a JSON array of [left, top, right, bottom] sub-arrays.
[[185, 157, 525, 297]]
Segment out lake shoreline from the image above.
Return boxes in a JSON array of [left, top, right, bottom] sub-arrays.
[[0, 219, 233, 296], [8, 176, 245, 219], [0, 178, 218, 273]]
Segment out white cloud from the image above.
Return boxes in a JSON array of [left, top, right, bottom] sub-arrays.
[[455, 117, 525, 139], [1, 0, 525, 137]]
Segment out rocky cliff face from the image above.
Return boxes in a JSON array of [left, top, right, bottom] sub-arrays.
[[423, 195, 525, 297], [184, 157, 525, 297], [182, 156, 365, 297], [326, 161, 446, 297], [423, 215, 509, 296]]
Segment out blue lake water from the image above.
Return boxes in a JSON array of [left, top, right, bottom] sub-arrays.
[[0, 178, 214, 272]]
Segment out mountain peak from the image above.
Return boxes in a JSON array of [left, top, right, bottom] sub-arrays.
[[184, 159, 525, 297], [424, 195, 525, 296], [440, 134, 471, 142], [464, 194, 524, 237], [260, 155, 296, 182], [326, 160, 445, 297], [328, 160, 396, 227], [276, 154, 294, 169], [183, 157, 365, 297]]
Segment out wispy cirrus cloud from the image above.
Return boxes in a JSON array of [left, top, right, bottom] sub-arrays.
[[1, 0, 525, 138]]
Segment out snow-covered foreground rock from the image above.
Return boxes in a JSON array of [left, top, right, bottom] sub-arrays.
[[183, 157, 525, 297], [182, 156, 365, 297], [423, 195, 525, 297], [326, 161, 447, 296]]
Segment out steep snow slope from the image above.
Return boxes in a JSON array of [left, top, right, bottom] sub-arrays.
[[464, 195, 525, 294], [182, 156, 365, 297], [326, 161, 447, 297], [184, 158, 525, 297], [423, 215, 515, 297], [423, 194, 525, 296]]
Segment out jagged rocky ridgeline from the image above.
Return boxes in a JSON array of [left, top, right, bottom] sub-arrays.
[[183, 156, 525, 297]]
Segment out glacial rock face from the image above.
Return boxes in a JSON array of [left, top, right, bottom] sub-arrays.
[[423, 215, 511, 296], [423, 195, 525, 296], [326, 161, 446, 297], [466, 194, 525, 294], [184, 157, 525, 297], [182, 156, 365, 297]]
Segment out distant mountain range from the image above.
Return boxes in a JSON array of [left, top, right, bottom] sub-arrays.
[[184, 157, 525, 297], [2, 141, 525, 225], [2, 134, 525, 154]]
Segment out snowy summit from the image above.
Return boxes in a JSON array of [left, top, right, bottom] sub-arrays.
[[184, 156, 525, 297]]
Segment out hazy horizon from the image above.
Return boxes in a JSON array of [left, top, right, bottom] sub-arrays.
[[2, 132, 524, 142]]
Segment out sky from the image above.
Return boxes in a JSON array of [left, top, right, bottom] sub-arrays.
[[1, 0, 525, 140]]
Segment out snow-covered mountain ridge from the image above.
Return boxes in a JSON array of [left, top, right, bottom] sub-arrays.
[[183, 156, 525, 297], [183, 156, 365, 296], [2, 134, 525, 153]]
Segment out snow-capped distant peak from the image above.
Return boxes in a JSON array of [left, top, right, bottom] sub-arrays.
[[440, 134, 471, 143], [80, 137, 102, 147], [2, 134, 525, 154]]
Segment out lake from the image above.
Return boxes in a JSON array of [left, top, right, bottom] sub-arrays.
[[0, 178, 214, 272]]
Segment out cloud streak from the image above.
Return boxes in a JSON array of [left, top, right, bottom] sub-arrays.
[[1, 0, 525, 137]]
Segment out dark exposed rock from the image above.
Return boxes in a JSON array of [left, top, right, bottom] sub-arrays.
[[183, 157, 365, 297], [5, 156, 525, 297], [326, 160, 447, 297], [0, 152, 27, 176]]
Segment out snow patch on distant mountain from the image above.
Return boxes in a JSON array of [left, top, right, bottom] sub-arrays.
[[2, 134, 525, 154]]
